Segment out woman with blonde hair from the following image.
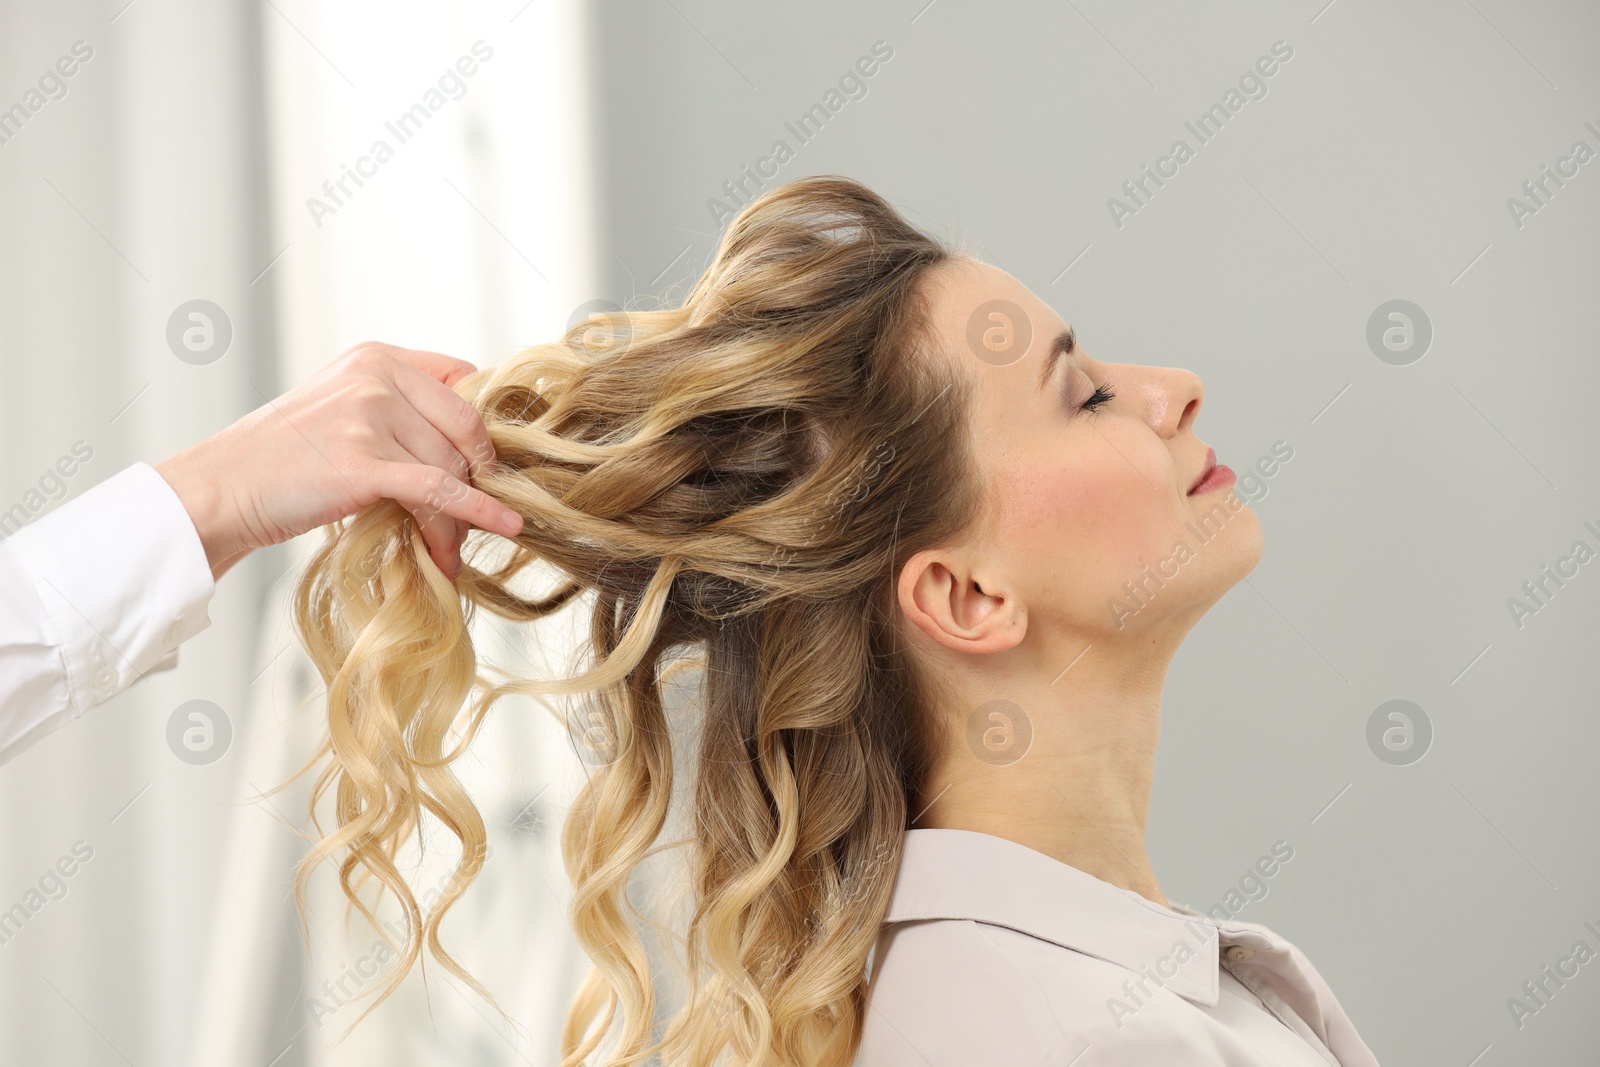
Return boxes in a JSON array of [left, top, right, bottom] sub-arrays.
[[289, 175, 1380, 1065]]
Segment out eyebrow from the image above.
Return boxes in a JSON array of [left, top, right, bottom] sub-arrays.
[[1037, 327, 1077, 393]]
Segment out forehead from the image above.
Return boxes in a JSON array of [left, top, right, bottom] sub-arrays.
[[919, 257, 1067, 385]]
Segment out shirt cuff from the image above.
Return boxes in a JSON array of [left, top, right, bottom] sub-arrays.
[[4, 461, 216, 714]]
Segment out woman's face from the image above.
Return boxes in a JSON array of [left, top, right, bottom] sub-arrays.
[[908, 257, 1263, 658]]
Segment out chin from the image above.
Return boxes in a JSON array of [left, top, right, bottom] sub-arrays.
[[1183, 508, 1266, 608], [1209, 508, 1266, 586]]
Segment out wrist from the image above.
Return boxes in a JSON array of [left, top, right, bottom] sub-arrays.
[[154, 451, 242, 573]]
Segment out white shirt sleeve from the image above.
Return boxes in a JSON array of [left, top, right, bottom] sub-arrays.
[[0, 461, 216, 765]]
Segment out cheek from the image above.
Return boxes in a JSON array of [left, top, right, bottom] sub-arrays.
[[998, 446, 1174, 590]]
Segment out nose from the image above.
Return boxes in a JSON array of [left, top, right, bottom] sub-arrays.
[[1165, 368, 1204, 438], [1112, 363, 1203, 438]]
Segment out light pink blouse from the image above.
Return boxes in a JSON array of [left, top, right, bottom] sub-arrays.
[[859, 828, 1381, 1065]]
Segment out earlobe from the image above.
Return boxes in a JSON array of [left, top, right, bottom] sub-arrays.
[[898, 552, 1025, 655]]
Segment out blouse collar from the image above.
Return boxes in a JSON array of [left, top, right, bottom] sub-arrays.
[[881, 827, 1227, 1007]]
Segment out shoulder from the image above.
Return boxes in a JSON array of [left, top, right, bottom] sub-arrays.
[[860, 919, 1061, 1063], [859, 918, 1232, 1066]]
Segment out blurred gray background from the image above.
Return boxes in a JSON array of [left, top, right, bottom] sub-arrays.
[[2, 0, 1597, 1064]]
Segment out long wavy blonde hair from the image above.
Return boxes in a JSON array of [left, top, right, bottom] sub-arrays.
[[288, 174, 985, 1065]]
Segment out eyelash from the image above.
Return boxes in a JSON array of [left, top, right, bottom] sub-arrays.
[[1080, 379, 1116, 415]]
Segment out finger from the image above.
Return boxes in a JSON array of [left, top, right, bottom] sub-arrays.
[[356, 430, 508, 579], [387, 346, 482, 390], [421, 503, 465, 580], [387, 397, 473, 485], [421, 509, 472, 581], [378, 444, 470, 579], [368, 458, 524, 542], [327, 341, 473, 385], [386, 354, 498, 478]]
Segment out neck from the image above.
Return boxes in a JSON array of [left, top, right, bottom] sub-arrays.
[[915, 636, 1173, 909]]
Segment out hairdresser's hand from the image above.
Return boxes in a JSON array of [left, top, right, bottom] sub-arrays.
[[155, 342, 524, 583]]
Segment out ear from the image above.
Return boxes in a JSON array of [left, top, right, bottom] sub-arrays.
[[897, 548, 1026, 654]]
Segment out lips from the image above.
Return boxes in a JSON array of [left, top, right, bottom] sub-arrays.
[[1188, 447, 1217, 495]]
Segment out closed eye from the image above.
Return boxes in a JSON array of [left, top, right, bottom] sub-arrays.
[[1082, 380, 1116, 414]]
